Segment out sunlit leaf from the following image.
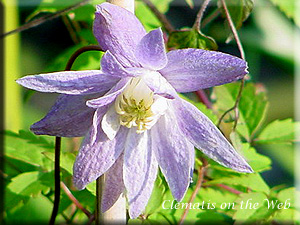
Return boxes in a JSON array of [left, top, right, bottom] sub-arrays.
[[205, 173, 270, 194], [43, 151, 76, 175], [269, 0, 298, 27], [233, 192, 273, 222], [255, 119, 300, 144], [4, 130, 54, 168], [213, 83, 268, 141], [168, 29, 218, 50], [219, 0, 253, 29]]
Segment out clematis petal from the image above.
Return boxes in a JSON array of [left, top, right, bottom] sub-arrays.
[[159, 49, 248, 93], [16, 70, 119, 95], [101, 155, 125, 213], [31, 94, 99, 137], [94, 3, 146, 67], [173, 98, 253, 173], [123, 129, 158, 218], [135, 28, 167, 70], [86, 78, 130, 108], [101, 105, 121, 140], [151, 110, 192, 201], [141, 70, 177, 99], [73, 126, 129, 190], [101, 51, 133, 77]]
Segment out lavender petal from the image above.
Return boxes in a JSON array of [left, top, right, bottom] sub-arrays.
[[159, 49, 248, 92], [31, 94, 99, 137], [135, 28, 167, 70], [151, 111, 193, 201], [94, 3, 146, 67], [173, 98, 253, 173], [123, 129, 158, 218], [73, 126, 129, 190], [17, 70, 118, 95]]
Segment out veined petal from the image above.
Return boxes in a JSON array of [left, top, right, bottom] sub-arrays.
[[31, 94, 98, 137], [151, 110, 192, 201], [17, 70, 118, 95], [73, 126, 129, 190], [159, 49, 248, 92], [94, 3, 146, 67], [101, 155, 125, 213], [101, 51, 133, 77], [123, 129, 158, 218], [173, 98, 253, 173], [86, 78, 130, 108], [135, 28, 167, 70]]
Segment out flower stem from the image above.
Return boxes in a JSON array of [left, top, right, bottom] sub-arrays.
[[49, 137, 61, 225], [96, 176, 105, 225], [141, 0, 174, 33], [192, 0, 211, 32], [217, 0, 246, 131]]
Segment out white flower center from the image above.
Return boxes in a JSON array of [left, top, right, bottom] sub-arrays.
[[115, 77, 168, 133]]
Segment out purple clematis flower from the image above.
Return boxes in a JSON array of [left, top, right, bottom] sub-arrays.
[[17, 3, 253, 218]]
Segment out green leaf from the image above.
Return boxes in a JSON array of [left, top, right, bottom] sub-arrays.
[[136, 0, 172, 31], [205, 173, 270, 194], [45, 44, 102, 72], [256, 119, 300, 144], [6, 171, 52, 211], [213, 83, 268, 141], [43, 151, 76, 175], [167, 29, 217, 50], [273, 208, 300, 223], [269, 0, 299, 27], [241, 144, 272, 172], [219, 0, 253, 29], [185, 0, 194, 8], [277, 187, 296, 208], [196, 187, 238, 210], [196, 211, 233, 225], [145, 175, 167, 215], [4, 130, 54, 168], [233, 192, 272, 222]]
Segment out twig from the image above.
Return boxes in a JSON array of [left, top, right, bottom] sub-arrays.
[[141, 0, 174, 33], [217, 0, 247, 130], [178, 161, 207, 225], [201, 8, 220, 28], [216, 184, 242, 195], [193, 0, 211, 32], [65, 45, 103, 71], [0, 0, 90, 39], [220, 0, 245, 60], [49, 137, 61, 225], [195, 90, 212, 109], [86, 213, 96, 225], [61, 181, 92, 217]]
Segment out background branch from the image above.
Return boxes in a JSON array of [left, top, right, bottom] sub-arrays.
[[141, 0, 174, 33], [0, 0, 90, 39]]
